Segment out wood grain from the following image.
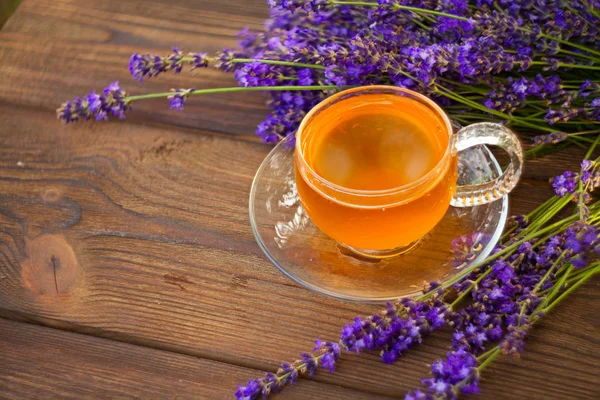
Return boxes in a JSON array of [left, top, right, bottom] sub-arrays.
[[0, 0, 598, 399], [0, 318, 397, 400]]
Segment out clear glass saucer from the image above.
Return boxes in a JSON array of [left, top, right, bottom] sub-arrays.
[[249, 135, 508, 302]]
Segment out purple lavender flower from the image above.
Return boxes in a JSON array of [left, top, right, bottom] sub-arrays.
[[129, 47, 184, 82], [579, 80, 600, 98], [531, 131, 568, 146], [238, 192, 599, 399], [298, 353, 318, 377], [234, 62, 281, 87], [339, 289, 449, 366], [268, 0, 332, 13], [415, 347, 480, 398], [492, 259, 516, 284], [582, 159, 593, 172], [485, 74, 563, 113], [324, 65, 347, 86], [190, 52, 210, 69], [215, 49, 244, 72], [450, 232, 486, 268], [508, 214, 528, 232], [545, 108, 581, 125], [581, 159, 598, 186], [276, 363, 298, 385], [564, 224, 599, 268], [452, 324, 488, 353], [314, 340, 341, 371], [404, 389, 434, 400], [168, 88, 195, 110], [297, 68, 313, 86], [235, 378, 264, 400], [551, 170, 578, 197], [499, 325, 528, 356], [57, 81, 129, 123]]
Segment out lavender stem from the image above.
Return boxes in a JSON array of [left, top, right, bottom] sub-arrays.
[[126, 85, 349, 103], [332, 1, 471, 21]]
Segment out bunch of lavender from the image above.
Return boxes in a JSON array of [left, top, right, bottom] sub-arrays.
[[235, 140, 600, 400], [58, 1, 600, 154]]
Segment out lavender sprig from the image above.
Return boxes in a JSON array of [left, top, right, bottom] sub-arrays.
[[127, 47, 325, 83], [235, 341, 336, 399], [56, 84, 345, 126]]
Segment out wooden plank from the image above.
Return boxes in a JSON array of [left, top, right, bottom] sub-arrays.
[[0, 105, 598, 398], [0, 318, 397, 399]]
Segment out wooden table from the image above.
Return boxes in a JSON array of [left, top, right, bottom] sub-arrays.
[[0, 1, 597, 399]]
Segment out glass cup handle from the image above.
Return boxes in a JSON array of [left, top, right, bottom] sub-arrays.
[[451, 122, 524, 207]]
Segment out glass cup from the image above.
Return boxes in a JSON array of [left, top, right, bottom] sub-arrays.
[[294, 86, 523, 259]]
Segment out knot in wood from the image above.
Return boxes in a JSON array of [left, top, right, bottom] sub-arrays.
[[21, 234, 80, 298]]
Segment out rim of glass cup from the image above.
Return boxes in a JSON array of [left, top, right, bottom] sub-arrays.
[[295, 85, 455, 198]]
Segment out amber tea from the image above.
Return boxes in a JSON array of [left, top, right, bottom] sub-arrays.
[[295, 91, 457, 253]]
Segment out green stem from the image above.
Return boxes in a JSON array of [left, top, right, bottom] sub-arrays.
[[537, 32, 600, 57], [533, 251, 567, 293], [528, 196, 561, 222], [530, 62, 600, 71], [477, 348, 500, 371], [570, 130, 600, 137], [555, 121, 600, 126], [436, 85, 558, 133], [525, 110, 548, 119], [450, 267, 492, 308], [561, 263, 599, 283], [125, 85, 348, 103], [569, 137, 591, 149], [182, 57, 327, 71], [332, 1, 471, 20], [500, 197, 558, 241], [576, 135, 600, 217], [477, 347, 499, 361], [510, 118, 561, 133], [543, 265, 573, 306], [518, 195, 573, 239], [572, 136, 597, 144], [585, 134, 600, 159], [557, 49, 600, 61], [267, 354, 325, 389], [452, 116, 471, 125], [539, 265, 600, 315], [411, 16, 431, 30], [525, 141, 570, 158]]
